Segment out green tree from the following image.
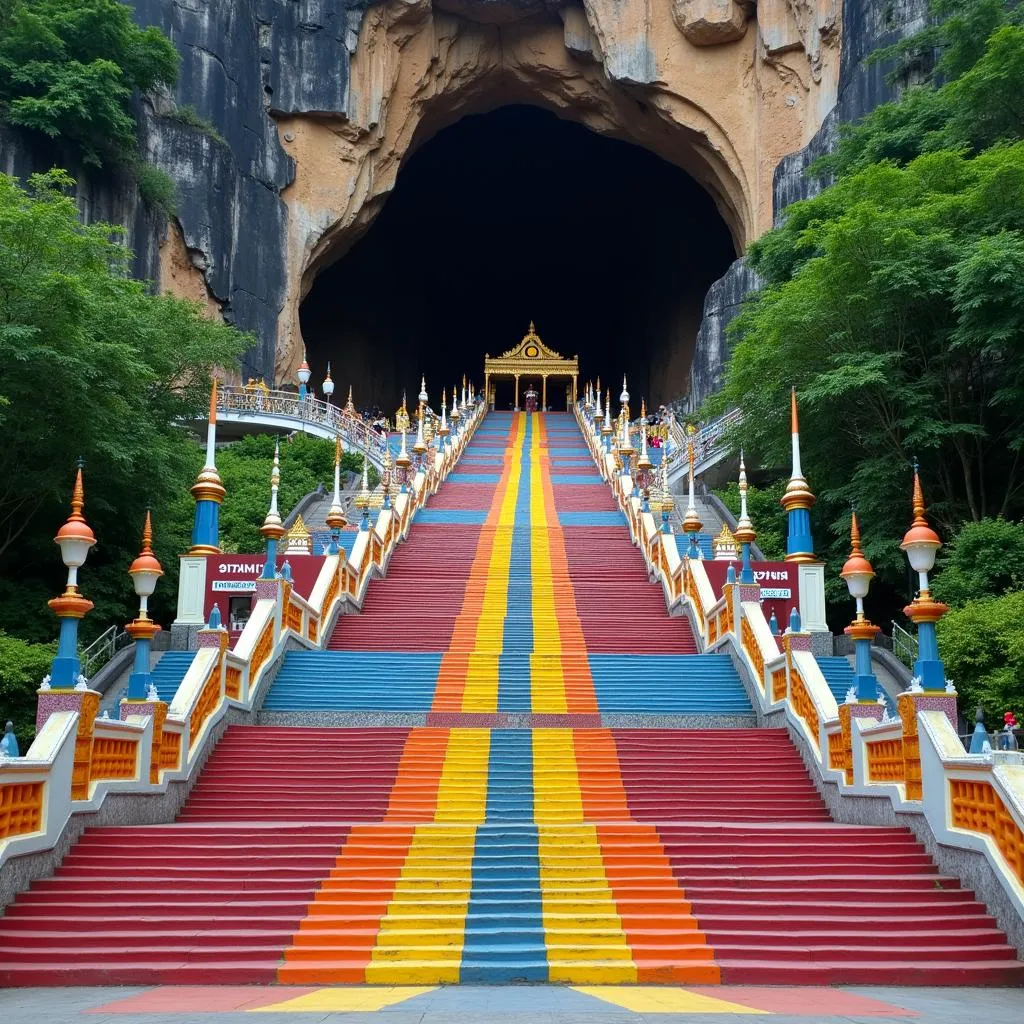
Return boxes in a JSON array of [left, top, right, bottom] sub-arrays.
[[0, 631, 55, 748], [932, 518, 1024, 606], [0, 0, 179, 167], [713, 144, 1024, 594], [0, 169, 250, 639], [712, 480, 788, 561], [937, 591, 1024, 725]]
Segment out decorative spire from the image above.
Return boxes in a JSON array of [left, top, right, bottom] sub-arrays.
[[781, 387, 816, 561], [357, 454, 371, 530], [438, 388, 450, 441], [601, 389, 613, 452], [733, 450, 757, 583], [413, 403, 428, 455], [261, 441, 284, 538], [382, 445, 393, 510], [637, 400, 652, 470], [451, 384, 461, 422], [396, 427, 412, 492], [325, 433, 347, 541], [682, 424, 703, 557], [345, 384, 355, 415], [594, 385, 603, 421], [419, 375, 428, 405]]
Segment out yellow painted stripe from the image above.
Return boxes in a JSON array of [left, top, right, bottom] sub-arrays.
[[461, 414, 525, 711], [433, 728, 491, 824], [529, 423, 566, 713], [533, 729, 635, 983], [365, 823, 478, 984]]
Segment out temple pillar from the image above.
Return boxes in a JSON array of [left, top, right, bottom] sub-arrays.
[[514, 374, 520, 410], [542, 375, 547, 411]]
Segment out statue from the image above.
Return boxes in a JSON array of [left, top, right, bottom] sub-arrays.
[[524, 384, 539, 413]]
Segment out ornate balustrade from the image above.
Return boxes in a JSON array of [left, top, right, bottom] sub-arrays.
[[573, 401, 1024, 930], [214, 386, 390, 468], [0, 400, 485, 865]]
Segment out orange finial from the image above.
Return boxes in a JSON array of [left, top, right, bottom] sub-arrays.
[[70, 466, 86, 521], [790, 386, 799, 433], [849, 509, 863, 556], [911, 459, 927, 525], [208, 376, 218, 425], [141, 509, 154, 555]]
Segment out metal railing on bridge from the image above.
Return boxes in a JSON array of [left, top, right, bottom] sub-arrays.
[[216, 386, 390, 467]]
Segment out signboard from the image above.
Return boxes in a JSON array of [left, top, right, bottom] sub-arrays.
[[700, 560, 799, 629], [204, 554, 326, 633]]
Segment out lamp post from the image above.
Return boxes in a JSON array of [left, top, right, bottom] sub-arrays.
[[900, 461, 949, 691], [322, 363, 335, 405], [125, 511, 164, 701], [297, 351, 311, 402], [47, 462, 97, 688], [840, 511, 881, 703]]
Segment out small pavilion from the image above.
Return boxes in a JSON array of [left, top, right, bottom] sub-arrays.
[[484, 323, 578, 411]]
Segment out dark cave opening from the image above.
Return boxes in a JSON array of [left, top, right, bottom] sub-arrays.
[[300, 105, 736, 417]]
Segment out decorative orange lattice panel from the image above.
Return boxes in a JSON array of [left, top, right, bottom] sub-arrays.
[[188, 662, 222, 745], [950, 779, 1024, 886], [160, 730, 181, 772], [249, 618, 275, 683], [790, 666, 820, 751], [149, 702, 169, 784], [225, 664, 242, 701], [832, 705, 853, 784], [322, 567, 340, 620], [0, 781, 44, 839], [307, 616, 318, 644], [286, 600, 303, 634], [866, 738, 905, 783], [71, 691, 100, 802], [898, 692, 922, 800], [742, 618, 765, 691], [90, 737, 138, 781], [771, 666, 788, 703]]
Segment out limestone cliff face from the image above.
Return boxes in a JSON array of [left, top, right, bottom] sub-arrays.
[[0, 0, 924, 392], [684, 0, 931, 412]]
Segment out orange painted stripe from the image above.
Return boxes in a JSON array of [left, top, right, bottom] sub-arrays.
[[278, 823, 417, 983], [384, 728, 450, 821], [536, 417, 599, 714], [573, 729, 721, 984], [432, 416, 521, 711]]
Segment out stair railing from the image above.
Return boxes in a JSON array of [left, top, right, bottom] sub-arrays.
[[573, 399, 1024, 925], [890, 619, 918, 670]]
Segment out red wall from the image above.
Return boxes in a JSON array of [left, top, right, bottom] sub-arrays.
[[700, 561, 799, 629], [204, 554, 326, 635]]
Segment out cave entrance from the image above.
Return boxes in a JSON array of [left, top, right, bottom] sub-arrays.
[[299, 105, 736, 418]]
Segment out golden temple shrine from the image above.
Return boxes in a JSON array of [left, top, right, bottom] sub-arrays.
[[484, 323, 578, 412]]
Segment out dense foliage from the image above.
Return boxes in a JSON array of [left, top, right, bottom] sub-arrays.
[[0, 0, 179, 167], [711, 0, 1024, 708], [713, 1, 1024, 603], [937, 592, 1024, 725], [0, 631, 55, 748], [712, 481, 787, 562], [0, 170, 250, 641]]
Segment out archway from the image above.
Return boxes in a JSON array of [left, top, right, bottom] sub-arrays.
[[299, 105, 736, 415]]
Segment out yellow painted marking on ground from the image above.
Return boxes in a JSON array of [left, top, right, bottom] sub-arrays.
[[534, 738, 635, 985], [366, 823, 478, 984], [462, 414, 525, 711], [573, 987, 770, 1014], [530, 423, 566, 713], [433, 729, 491, 824], [532, 729, 584, 823], [252, 987, 437, 1012]]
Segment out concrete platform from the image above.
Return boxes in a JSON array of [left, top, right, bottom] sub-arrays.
[[0, 984, 1018, 1024]]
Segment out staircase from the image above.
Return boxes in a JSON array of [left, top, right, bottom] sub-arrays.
[[1, 411, 1021, 988]]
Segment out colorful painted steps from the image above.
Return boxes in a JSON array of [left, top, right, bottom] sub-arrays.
[[266, 412, 747, 717], [3, 722, 1022, 986]]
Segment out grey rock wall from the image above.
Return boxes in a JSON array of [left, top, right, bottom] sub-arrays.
[[0, 0, 933, 389]]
